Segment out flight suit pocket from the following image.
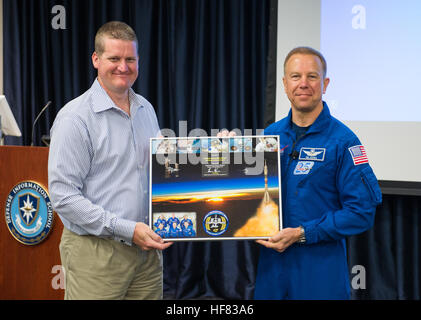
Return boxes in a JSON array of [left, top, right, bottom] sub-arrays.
[[360, 166, 382, 205], [296, 161, 331, 187]]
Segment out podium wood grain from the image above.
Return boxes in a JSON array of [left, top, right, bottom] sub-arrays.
[[0, 146, 64, 299]]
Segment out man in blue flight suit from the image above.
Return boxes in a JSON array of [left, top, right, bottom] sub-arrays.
[[155, 223, 168, 238], [168, 221, 182, 238], [180, 215, 193, 230], [167, 213, 180, 228], [254, 47, 382, 299], [154, 215, 167, 229], [181, 221, 196, 237]]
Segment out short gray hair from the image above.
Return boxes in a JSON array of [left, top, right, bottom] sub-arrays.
[[284, 47, 327, 78]]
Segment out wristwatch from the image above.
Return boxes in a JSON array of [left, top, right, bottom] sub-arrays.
[[297, 226, 306, 244]]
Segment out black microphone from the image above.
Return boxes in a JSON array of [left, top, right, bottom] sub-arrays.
[[31, 101, 52, 146], [289, 150, 299, 160]]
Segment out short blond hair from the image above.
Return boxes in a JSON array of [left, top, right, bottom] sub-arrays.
[[284, 47, 327, 78], [94, 21, 138, 56]]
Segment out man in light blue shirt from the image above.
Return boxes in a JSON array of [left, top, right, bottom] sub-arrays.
[[48, 21, 172, 300]]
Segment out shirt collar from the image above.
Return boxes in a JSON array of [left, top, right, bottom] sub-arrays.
[[286, 101, 331, 134], [90, 78, 144, 114], [306, 101, 331, 134]]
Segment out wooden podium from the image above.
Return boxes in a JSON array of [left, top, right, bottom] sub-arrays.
[[0, 146, 64, 299]]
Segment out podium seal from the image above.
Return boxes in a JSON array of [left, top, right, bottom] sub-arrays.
[[4, 181, 54, 245]]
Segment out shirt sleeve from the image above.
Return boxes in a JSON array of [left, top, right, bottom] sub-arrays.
[[48, 114, 136, 244], [302, 137, 382, 244]]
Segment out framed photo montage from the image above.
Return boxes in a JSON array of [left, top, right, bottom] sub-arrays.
[[149, 135, 282, 241]]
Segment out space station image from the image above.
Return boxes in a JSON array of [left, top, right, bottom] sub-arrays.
[[149, 136, 282, 241]]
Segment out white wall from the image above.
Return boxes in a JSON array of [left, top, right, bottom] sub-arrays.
[[276, 0, 320, 122], [276, 0, 421, 184]]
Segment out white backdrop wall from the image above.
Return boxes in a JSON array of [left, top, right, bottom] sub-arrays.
[[276, 0, 421, 183]]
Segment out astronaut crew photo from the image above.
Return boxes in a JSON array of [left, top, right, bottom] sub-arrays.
[[154, 214, 196, 239]]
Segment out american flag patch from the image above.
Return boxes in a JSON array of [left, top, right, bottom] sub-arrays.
[[348, 145, 369, 165]]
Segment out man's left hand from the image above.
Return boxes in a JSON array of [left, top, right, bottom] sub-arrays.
[[256, 227, 302, 253]]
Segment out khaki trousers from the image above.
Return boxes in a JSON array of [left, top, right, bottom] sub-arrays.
[[59, 227, 163, 300]]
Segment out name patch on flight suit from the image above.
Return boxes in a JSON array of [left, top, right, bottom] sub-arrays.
[[299, 147, 326, 161], [294, 161, 314, 175]]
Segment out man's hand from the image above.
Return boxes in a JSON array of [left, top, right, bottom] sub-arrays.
[[132, 222, 173, 251], [255, 227, 302, 253]]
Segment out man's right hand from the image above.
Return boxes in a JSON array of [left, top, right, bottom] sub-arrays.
[[132, 222, 173, 251]]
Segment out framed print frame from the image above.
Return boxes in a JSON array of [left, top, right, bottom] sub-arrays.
[[149, 135, 282, 241]]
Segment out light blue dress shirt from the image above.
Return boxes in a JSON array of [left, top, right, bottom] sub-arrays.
[[48, 79, 160, 245]]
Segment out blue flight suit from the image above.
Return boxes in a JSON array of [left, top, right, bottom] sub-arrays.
[[154, 218, 167, 229], [155, 227, 168, 238], [254, 103, 382, 299], [182, 225, 196, 237], [167, 217, 180, 227], [168, 224, 182, 238], [180, 218, 193, 229]]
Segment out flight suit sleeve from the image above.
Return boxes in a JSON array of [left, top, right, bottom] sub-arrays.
[[302, 138, 382, 244]]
